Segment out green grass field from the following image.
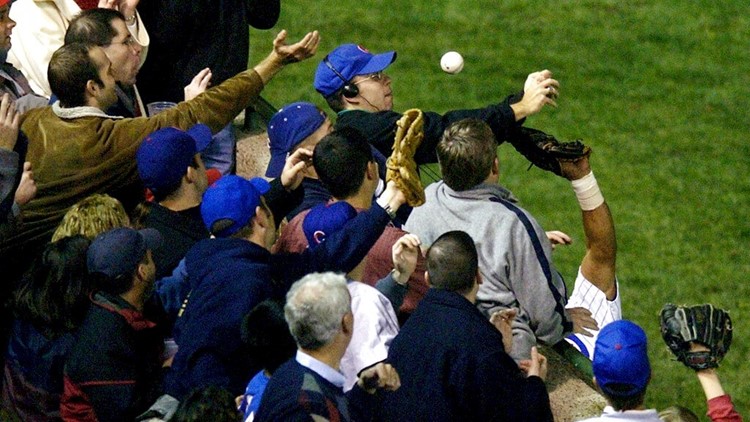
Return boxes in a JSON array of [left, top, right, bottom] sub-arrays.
[[250, 0, 750, 416]]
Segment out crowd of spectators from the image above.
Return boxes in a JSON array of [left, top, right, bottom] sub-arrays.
[[0, 1, 742, 421]]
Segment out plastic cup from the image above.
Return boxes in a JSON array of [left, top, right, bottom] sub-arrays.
[[146, 101, 177, 117]]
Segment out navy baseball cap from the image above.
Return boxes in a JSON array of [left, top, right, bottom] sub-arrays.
[[201, 175, 271, 238], [266, 102, 327, 178], [87, 227, 163, 278], [314, 44, 396, 97], [137, 124, 213, 196], [593, 320, 651, 398], [302, 201, 358, 247]]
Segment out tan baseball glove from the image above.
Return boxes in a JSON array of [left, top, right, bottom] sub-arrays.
[[387, 109, 426, 207]]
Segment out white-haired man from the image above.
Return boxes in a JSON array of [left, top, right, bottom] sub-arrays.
[[256, 272, 401, 422]]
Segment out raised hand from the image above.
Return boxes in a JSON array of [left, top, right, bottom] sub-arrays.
[[512, 69, 560, 120], [0, 93, 19, 151], [391, 233, 421, 285], [272, 30, 320, 64], [280, 147, 313, 191], [184, 68, 213, 101]]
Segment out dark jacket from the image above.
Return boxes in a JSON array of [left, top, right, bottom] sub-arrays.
[[286, 177, 331, 222], [255, 359, 375, 422], [163, 203, 391, 399], [2, 68, 268, 283], [61, 292, 163, 422], [142, 203, 208, 280], [137, 0, 280, 104], [380, 289, 553, 422], [2, 320, 76, 421], [334, 93, 523, 166]]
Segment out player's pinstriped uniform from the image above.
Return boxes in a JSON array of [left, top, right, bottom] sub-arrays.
[[565, 268, 622, 360]]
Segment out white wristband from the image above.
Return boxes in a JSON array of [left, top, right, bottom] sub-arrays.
[[571, 171, 604, 211]]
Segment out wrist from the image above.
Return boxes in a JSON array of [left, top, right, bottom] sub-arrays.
[[391, 269, 408, 286], [253, 54, 284, 85], [510, 101, 529, 121], [570, 171, 604, 211], [381, 203, 397, 220]]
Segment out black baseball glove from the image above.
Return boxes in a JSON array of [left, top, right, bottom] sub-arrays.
[[659, 303, 733, 370], [509, 127, 591, 176]]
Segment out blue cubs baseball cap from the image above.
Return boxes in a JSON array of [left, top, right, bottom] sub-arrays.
[[592, 320, 651, 398], [137, 124, 213, 196], [302, 201, 358, 247], [266, 102, 327, 178], [87, 227, 163, 279], [314, 44, 397, 97], [201, 175, 271, 238]]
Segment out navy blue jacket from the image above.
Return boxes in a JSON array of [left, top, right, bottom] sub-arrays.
[[61, 292, 163, 422], [164, 204, 391, 399], [334, 94, 523, 166], [2, 319, 76, 420], [380, 289, 553, 421], [255, 359, 374, 422]]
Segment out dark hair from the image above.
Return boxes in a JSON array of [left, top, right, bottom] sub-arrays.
[[426, 231, 478, 294], [12, 236, 91, 338], [241, 299, 296, 374], [48, 43, 102, 108], [313, 127, 373, 199], [601, 383, 647, 411], [64, 8, 123, 47], [324, 91, 346, 112], [171, 386, 242, 422], [437, 119, 497, 191], [129, 201, 153, 229]]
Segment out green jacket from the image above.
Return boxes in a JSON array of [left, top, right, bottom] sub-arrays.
[[0, 70, 264, 261]]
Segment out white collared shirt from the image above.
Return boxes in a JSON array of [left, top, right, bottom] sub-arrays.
[[295, 350, 345, 389]]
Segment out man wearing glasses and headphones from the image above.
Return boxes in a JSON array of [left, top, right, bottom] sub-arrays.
[[313, 43, 561, 174]]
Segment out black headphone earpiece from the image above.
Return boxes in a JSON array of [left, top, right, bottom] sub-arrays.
[[324, 56, 359, 98]]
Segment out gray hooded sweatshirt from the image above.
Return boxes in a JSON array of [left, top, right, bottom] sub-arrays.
[[405, 181, 572, 360]]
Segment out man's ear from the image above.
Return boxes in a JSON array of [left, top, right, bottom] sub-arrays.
[[342, 94, 359, 107], [425, 271, 432, 287], [136, 262, 148, 283], [342, 312, 354, 335], [253, 206, 270, 229], [476, 270, 483, 285], [85, 79, 100, 99], [492, 157, 500, 177], [365, 161, 377, 181], [185, 166, 197, 184]]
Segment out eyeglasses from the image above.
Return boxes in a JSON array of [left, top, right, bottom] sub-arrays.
[[354, 72, 387, 85], [103, 36, 138, 50]]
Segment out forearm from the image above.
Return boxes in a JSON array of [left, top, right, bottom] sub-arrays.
[[252, 52, 286, 86], [575, 173, 617, 297], [131, 70, 264, 138], [374, 272, 407, 311], [265, 178, 304, 229], [697, 369, 726, 401], [273, 204, 390, 284]]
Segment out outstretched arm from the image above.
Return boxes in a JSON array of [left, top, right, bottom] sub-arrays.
[[561, 156, 617, 300], [690, 343, 741, 422]]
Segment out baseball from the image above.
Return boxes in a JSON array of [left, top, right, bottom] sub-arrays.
[[440, 51, 464, 74]]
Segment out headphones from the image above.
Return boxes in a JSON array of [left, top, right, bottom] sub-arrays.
[[323, 56, 359, 98]]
